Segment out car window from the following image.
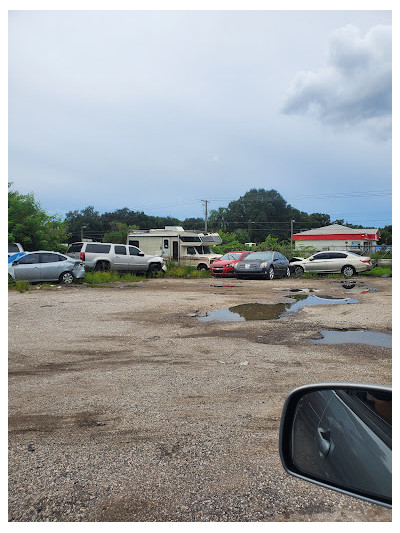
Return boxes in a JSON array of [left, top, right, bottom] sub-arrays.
[[67, 243, 83, 253], [58, 255, 68, 261], [187, 247, 196, 255], [129, 246, 140, 256], [40, 253, 61, 263], [16, 254, 40, 265], [85, 244, 111, 253], [114, 245, 127, 255], [313, 253, 329, 260]]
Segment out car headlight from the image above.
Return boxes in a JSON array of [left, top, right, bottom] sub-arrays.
[[260, 262, 267, 268], [226, 263, 234, 268]]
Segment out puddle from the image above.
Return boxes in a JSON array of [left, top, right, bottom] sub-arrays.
[[313, 330, 391, 348], [197, 295, 357, 322]]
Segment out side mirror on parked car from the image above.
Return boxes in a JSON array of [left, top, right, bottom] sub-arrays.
[[279, 383, 392, 508]]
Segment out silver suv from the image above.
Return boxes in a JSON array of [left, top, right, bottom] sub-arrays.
[[66, 242, 166, 276]]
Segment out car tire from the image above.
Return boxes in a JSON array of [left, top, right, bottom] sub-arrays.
[[267, 266, 275, 280], [286, 266, 291, 278], [59, 271, 75, 284], [95, 261, 110, 272], [342, 265, 356, 277], [197, 264, 208, 270], [146, 263, 162, 278], [293, 266, 304, 276]]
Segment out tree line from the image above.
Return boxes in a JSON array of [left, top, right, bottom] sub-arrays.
[[8, 185, 392, 251]]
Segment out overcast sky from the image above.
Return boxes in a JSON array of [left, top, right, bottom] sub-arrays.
[[8, 9, 392, 228]]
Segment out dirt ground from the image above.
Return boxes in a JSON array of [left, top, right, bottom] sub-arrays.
[[8, 275, 392, 522]]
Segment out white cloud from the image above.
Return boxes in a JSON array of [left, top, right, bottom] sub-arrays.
[[282, 25, 392, 140]]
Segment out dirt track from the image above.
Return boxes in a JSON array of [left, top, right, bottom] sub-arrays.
[[8, 276, 392, 522]]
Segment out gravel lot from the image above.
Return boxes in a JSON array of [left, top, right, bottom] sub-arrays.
[[8, 276, 392, 522]]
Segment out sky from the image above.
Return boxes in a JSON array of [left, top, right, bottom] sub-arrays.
[[8, 5, 393, 229]]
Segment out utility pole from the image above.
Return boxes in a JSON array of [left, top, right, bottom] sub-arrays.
[[290, 219, 295, 251], [81, 225, 87, 241], [201, 200, 209, 233]]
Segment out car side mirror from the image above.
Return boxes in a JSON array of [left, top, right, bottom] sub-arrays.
[[12, 261, 19, 266], [309, 257, 314, 261], [138, 252, 145, 257], [279, 383, 392, 508]]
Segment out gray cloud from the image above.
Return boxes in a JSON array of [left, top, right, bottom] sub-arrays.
[[282, 25, 392, 140]]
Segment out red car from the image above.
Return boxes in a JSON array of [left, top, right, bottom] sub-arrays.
[[210, 251, 253, 277]]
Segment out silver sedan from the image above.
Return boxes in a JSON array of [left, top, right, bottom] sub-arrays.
[[290, 251, 373, 277], [8, 251, 85, 284]]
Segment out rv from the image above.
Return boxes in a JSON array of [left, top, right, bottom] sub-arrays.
[[127, 226, 222, 269]]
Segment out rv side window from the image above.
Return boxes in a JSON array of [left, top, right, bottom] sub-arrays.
[[128, 240, 140, 247], [163, 239, 169, 249], [187, 247, 196, 255], [129, 246, 140, 256]]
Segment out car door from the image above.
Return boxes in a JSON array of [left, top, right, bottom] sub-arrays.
[[128, 246, 147, 272], [12, 253, 41, 281], [39, 252, 65, 281], [307, 253, 330, 272], [114, 245, 129, 271]]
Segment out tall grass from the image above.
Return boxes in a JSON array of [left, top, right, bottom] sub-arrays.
[[165, 262, 211, 278], [84, 271, 146, 284]]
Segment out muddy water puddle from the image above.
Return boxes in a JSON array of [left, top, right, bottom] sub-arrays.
[[313, 329, 391, 348], [197, 295, 358, 322]]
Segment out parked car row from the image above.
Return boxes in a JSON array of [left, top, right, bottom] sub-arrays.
[[210, 250, 374, 279], [8, 242, 167, 284]]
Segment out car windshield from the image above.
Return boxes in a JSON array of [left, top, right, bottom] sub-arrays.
[[243, 252, 273, 261], [220, 253, 242, 261]]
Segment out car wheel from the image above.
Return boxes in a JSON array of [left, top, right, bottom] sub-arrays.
[[342, 265, 356, 277], [267, 266, 275, 280], [59, 271, 75, 284], [286, 266, 291, 278], [146, 263, 162, 278], [197, 264, 208, 270], [293, 266, 304, 276], [95, 261, 110, 272]]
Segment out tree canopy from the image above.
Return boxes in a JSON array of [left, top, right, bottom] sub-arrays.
[[8, 186, 67, 251]]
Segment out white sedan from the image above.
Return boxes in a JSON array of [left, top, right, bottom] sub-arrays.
[[290, 251, 373, 277]]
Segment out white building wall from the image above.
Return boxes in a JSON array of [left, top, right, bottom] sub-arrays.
[[295, 239, 377, 251]]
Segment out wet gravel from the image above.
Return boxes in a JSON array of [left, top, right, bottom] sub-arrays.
[[8, 277, 392, 521]]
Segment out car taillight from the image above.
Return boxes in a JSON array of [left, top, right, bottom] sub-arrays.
[[80, 252, 85, 261], [360, 259, 371, 263]]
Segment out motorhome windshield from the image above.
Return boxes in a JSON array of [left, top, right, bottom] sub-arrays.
[[195, 246, 212, 254]]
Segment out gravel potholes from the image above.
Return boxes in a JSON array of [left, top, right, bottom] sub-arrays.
[[8, 276, 392, 522]]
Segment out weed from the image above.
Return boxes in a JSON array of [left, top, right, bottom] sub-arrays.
[[15, 280, 30, 293], [165, 262, 211, 278], [84, 271, 146, 285]]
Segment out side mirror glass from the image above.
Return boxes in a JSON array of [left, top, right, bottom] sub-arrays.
[[279, 384, 392, 508]]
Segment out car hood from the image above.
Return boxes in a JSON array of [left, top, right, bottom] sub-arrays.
[[212, 259, 239, 266]]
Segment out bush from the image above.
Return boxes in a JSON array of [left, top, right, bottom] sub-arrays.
[[15, 280, 30, 293]]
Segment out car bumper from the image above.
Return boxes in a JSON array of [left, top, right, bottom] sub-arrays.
[[211, 268, 235, 276]]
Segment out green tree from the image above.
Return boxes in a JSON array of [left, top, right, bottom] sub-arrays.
[[103, 222, 138, 244], [8, 186, 67, 251], [379, 225, 392, 245]]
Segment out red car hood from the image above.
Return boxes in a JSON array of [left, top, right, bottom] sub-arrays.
[[212, 259, 239, 267]]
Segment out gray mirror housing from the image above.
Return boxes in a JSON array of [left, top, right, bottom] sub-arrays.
[[279, 383, 392, 508]]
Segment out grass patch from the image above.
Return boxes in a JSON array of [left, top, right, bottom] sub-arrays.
[[165, 262, 211, 278], [363, 266, 392, 277], [15, 280, 31, 293], [84, 271, 147, 285]]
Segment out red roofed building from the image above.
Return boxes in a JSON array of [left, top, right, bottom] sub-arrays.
[[292, 224, 379, 254]]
